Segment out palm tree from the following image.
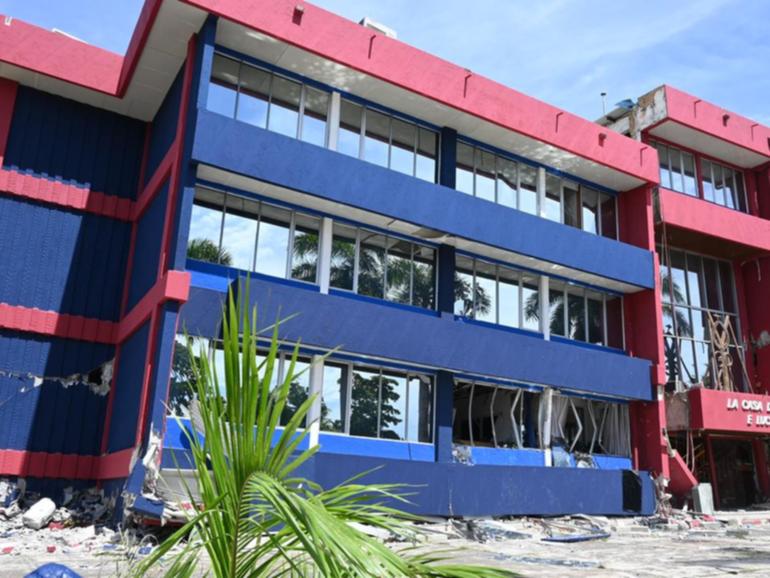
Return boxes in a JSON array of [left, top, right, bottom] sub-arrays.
[[454, 274, 491, 318], [660, 270, 694, 386], [134, 288, 512, 577], [187, 238, 232, 266]]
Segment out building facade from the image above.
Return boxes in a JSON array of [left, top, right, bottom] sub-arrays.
[[0, 0, 764, 518], [601, 87, 770, 509]]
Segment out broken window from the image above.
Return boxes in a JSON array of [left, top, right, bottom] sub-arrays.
[[660, 247, 747, 392], [452, 381, 540, 449], [548, 395, 631, 457]]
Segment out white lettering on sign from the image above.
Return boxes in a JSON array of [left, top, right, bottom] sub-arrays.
[[725, 397, 770, 427]]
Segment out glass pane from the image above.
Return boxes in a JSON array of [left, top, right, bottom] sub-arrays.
[[735, 173, 748, 213], [563, 183, 579, 229], [587, 293, 604, 345], [719, 261, 736, 313], [702, 258, 721, 310], [568, 290, 586, 341], [682, 152, 697, 196], [723, 169, 736, 210], [255, 204, 291, 278], [455, 143, 475, 195], [281, 358, 309, 427], [237, 64, 270, 128], [358, 231, 386, 298], [666, 250, 688, 307], [496, 157, 517, 208], [581, 186, 599, 234], [290, 213, 319, 283], [713, 163, 726, 207], [221, 195, 259, 271], [702, 160, 715, 203], [545, 174, 561, 222], [208, 54, 239, 117], [519, 165, 538, 215], [685, 253, 703, 309], [498, 267, 520, 328], [321, 364, 345, 432], [600, 194, 617, 239], [380, 372, 407, 440], [386, 238, 412, 304], [606, 296, 623, 349], [330, 223, 356, 291], [189, 190, 224, 264], [407, 375, 432, 443], [521, 275, 540, 331], [475, 149, 496, 203], [301, 86, 329, 147], [454, 256, 475, 317], [474, 261, 497, 323], [679, 340, 698, 387], [669, 148, 684, 192], [690, 310, 708, 342], [548, 282, 566, 337], [675, 306, 693, 338], [268, 76, 301, 137], [412, 245, 435, 309], [363, 109, 390, 168], [350, 368, 380, 438], [416, 128, 437, 182], [338, 99, 362, 158], [656, 144, 671, 189], [389, 119, 416, 176]]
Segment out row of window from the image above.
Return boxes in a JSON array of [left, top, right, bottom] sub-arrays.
[[651, 140, 748, 213], [454, 256, 623, 348], [206, 53, 624, 238], [659, 247, 746, 391], [456, 142, 618, 239], [169, 340, 433, 443]]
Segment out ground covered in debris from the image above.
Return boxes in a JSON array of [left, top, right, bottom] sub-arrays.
[[4, 506, 770, 576]]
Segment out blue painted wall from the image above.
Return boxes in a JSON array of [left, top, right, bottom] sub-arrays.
[[126, 180, 169, 311], [0, 195, 130, 320], [4, 86, 145, 199], [180, 279, 653, 401], [191, 110, 654, 290], [0, 330, 112, 455], [106, 321, 150, 453]]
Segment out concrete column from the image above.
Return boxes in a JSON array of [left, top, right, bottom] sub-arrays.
[[539, 275, 550, 339], [437, 245, 456, 316], [318, 217, 333, 294], [439, 127, 458, 189], [327, 92, 341, 151], [435, 370, 454, 463], [307, 354, 325, 448], [537, 166, 547, 219]]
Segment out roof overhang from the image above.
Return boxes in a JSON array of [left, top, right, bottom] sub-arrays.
[[646, 86, 770, 169], [0, 0, 206, 120]]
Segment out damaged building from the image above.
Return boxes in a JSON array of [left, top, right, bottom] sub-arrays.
[[0, 0, 768, 520]]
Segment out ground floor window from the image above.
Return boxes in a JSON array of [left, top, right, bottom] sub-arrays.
[[452, 381, 540, 449], [321, 362, 433, 443], [549, 395, 630, 457]]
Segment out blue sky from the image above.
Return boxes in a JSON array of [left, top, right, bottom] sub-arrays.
[[4, 0, 769, 124]]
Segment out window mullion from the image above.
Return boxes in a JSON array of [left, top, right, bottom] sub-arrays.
[[286, 211, 296, 279], [409, 244, 415, 306], [297, 84, 306, 140], [358, 108, 367, 160], [252, 201, 261, 272], [218, 194, 227, 263], [265, 72, 274, 130], [376, 369, 383, 438], [353, 229, 360, 294]]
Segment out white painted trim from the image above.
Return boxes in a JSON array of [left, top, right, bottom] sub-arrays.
[[327, 91, 341, 151], [318, 217, 333, 294]]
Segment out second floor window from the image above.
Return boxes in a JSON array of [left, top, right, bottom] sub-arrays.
[[337, 99, 438, 182], [651, 140, 748, 213], [207, 53, 330, 147]]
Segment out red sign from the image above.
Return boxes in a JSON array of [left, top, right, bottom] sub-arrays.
[[689, 388, 770, 433]]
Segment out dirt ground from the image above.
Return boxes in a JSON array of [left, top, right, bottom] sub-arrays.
[[4, 511, 770, 576]]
